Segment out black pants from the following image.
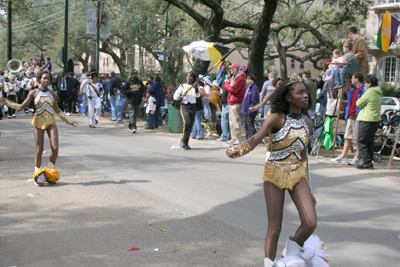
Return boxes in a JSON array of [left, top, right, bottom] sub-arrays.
[[358, 121, 380, 164], [71, 90, 78, 113], [244, 115, 256, 140], [128, 103, 140, 130], [57, 91, 72, 113], [7, 95, 17, 115], [180, 103, 196, 146]]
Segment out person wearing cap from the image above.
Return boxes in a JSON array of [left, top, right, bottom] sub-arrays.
[[55, 69, 73, 115], [123, 69, 146, 133], [68, 71, 81, 113], [302, 70, 317, 114], [224, 63, 246, 145], [109, 71, 122, 121], [86, 69, 103, 128]]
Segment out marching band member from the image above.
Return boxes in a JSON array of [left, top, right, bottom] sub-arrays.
[[86, 69, 103, 128], [0, 69, 78, 186], [4, 73, 20, 118], [16, 72, 26, 105]]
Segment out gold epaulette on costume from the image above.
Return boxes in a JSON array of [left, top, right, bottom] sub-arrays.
[[262, 154, 306, 190], [33, 167, 60, 184]]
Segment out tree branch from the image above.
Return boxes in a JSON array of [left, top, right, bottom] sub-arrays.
[[163, 0, 207, 27]]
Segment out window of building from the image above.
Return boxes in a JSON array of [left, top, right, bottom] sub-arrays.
[[384, 56, 397, 83], [106, 58, 108, 66], [103, 58, 105, 66], [378, 56, 399, 84], [300, 61, 305, 69], [290, 59, 295, 69]]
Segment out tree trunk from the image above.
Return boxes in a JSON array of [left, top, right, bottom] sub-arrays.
[[247, 0, 278, 90], [271, 32, 288, 80]]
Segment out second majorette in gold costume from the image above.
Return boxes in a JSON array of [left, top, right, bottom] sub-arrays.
[[0, 69, 78, 186]]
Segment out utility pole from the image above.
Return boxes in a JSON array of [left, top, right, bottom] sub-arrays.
[[63, 0, 68, 71], [7, 0, 12, 61], [163, 10, 168, 74], [96, 0, 100, 71]]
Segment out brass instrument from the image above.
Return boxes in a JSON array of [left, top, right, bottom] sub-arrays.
[[7, 59, 22, 73]]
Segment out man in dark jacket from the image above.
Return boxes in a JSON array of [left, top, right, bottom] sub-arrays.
[[148, 76, 165, 128], [123, 69, 146, 133], [69, 72, 81, 113], [55, 69, 73, 115], [109, 71, 122, 121]]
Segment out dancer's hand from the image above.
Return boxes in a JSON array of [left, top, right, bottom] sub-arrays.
[[71, 121, 78, 127], [249, 106, 257, 112], [312, 194, 317, 206], [226, 145, 238, 158]]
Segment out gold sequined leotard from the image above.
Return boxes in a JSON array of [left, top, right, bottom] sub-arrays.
[[31, 90, 57, 130], [262, 113, 310, 190]]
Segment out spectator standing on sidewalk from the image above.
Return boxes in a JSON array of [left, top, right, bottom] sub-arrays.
[[217, 79, 231, 141], [69, 72, 80, 113], [302, 70, 317, 114], [123, 69, 146, 133], [224, 63, 246, 145], [331, 72, 366, 166], [260, 72, 276, 118], [356, 74, 382, 169], [113, 88, 125, 123], [145, 89, 156, 129], [101, 75, 109, 103], [241, 73, 260, 139], [109, 71, 122, 121], [149, 76, 165, 128]]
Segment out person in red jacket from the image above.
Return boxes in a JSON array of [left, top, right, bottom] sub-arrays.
[[224, 63, 246, 145]]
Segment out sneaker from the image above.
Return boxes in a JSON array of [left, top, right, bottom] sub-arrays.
[[348, 157, 362, 166], [226, 139, 235, 144], [8, 116, 11, 119], [333, 84, 343, 90], [89, 125, 96, 128], [324, 75, 333, 81], [66, 113, 71, 116], [217, 138, 228, 141], [12, 114, 16, 117], [331, 155, 348, 163], [233, 140, 241, 145], [95, 119, 98, 125], [131, 129, 137, 133]]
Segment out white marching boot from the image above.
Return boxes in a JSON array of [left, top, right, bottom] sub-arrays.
[[264, 257, 274, 267], [282, 236, 303, 257]]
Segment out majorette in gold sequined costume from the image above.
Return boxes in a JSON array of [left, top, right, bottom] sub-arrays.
[[263, 112, 309, 190], [2, 88, 75, 186], [235, 112, 309, 190]]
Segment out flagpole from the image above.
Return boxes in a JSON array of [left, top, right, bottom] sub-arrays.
[[200, 47, 236, 78]]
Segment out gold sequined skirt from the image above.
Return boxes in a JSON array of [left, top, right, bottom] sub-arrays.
[[31, 113, 57, 130], [262, 154, 307, 190]]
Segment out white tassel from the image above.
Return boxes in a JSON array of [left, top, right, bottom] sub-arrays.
[[275, 256, 305, 267], [302, 235, 331, 267]]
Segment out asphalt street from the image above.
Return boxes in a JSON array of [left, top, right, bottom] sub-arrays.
[[1, 112, 399, 266]]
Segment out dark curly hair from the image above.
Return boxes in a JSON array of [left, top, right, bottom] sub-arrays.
[[39, 69, 53, 83], [270, 80, 308, 114]]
